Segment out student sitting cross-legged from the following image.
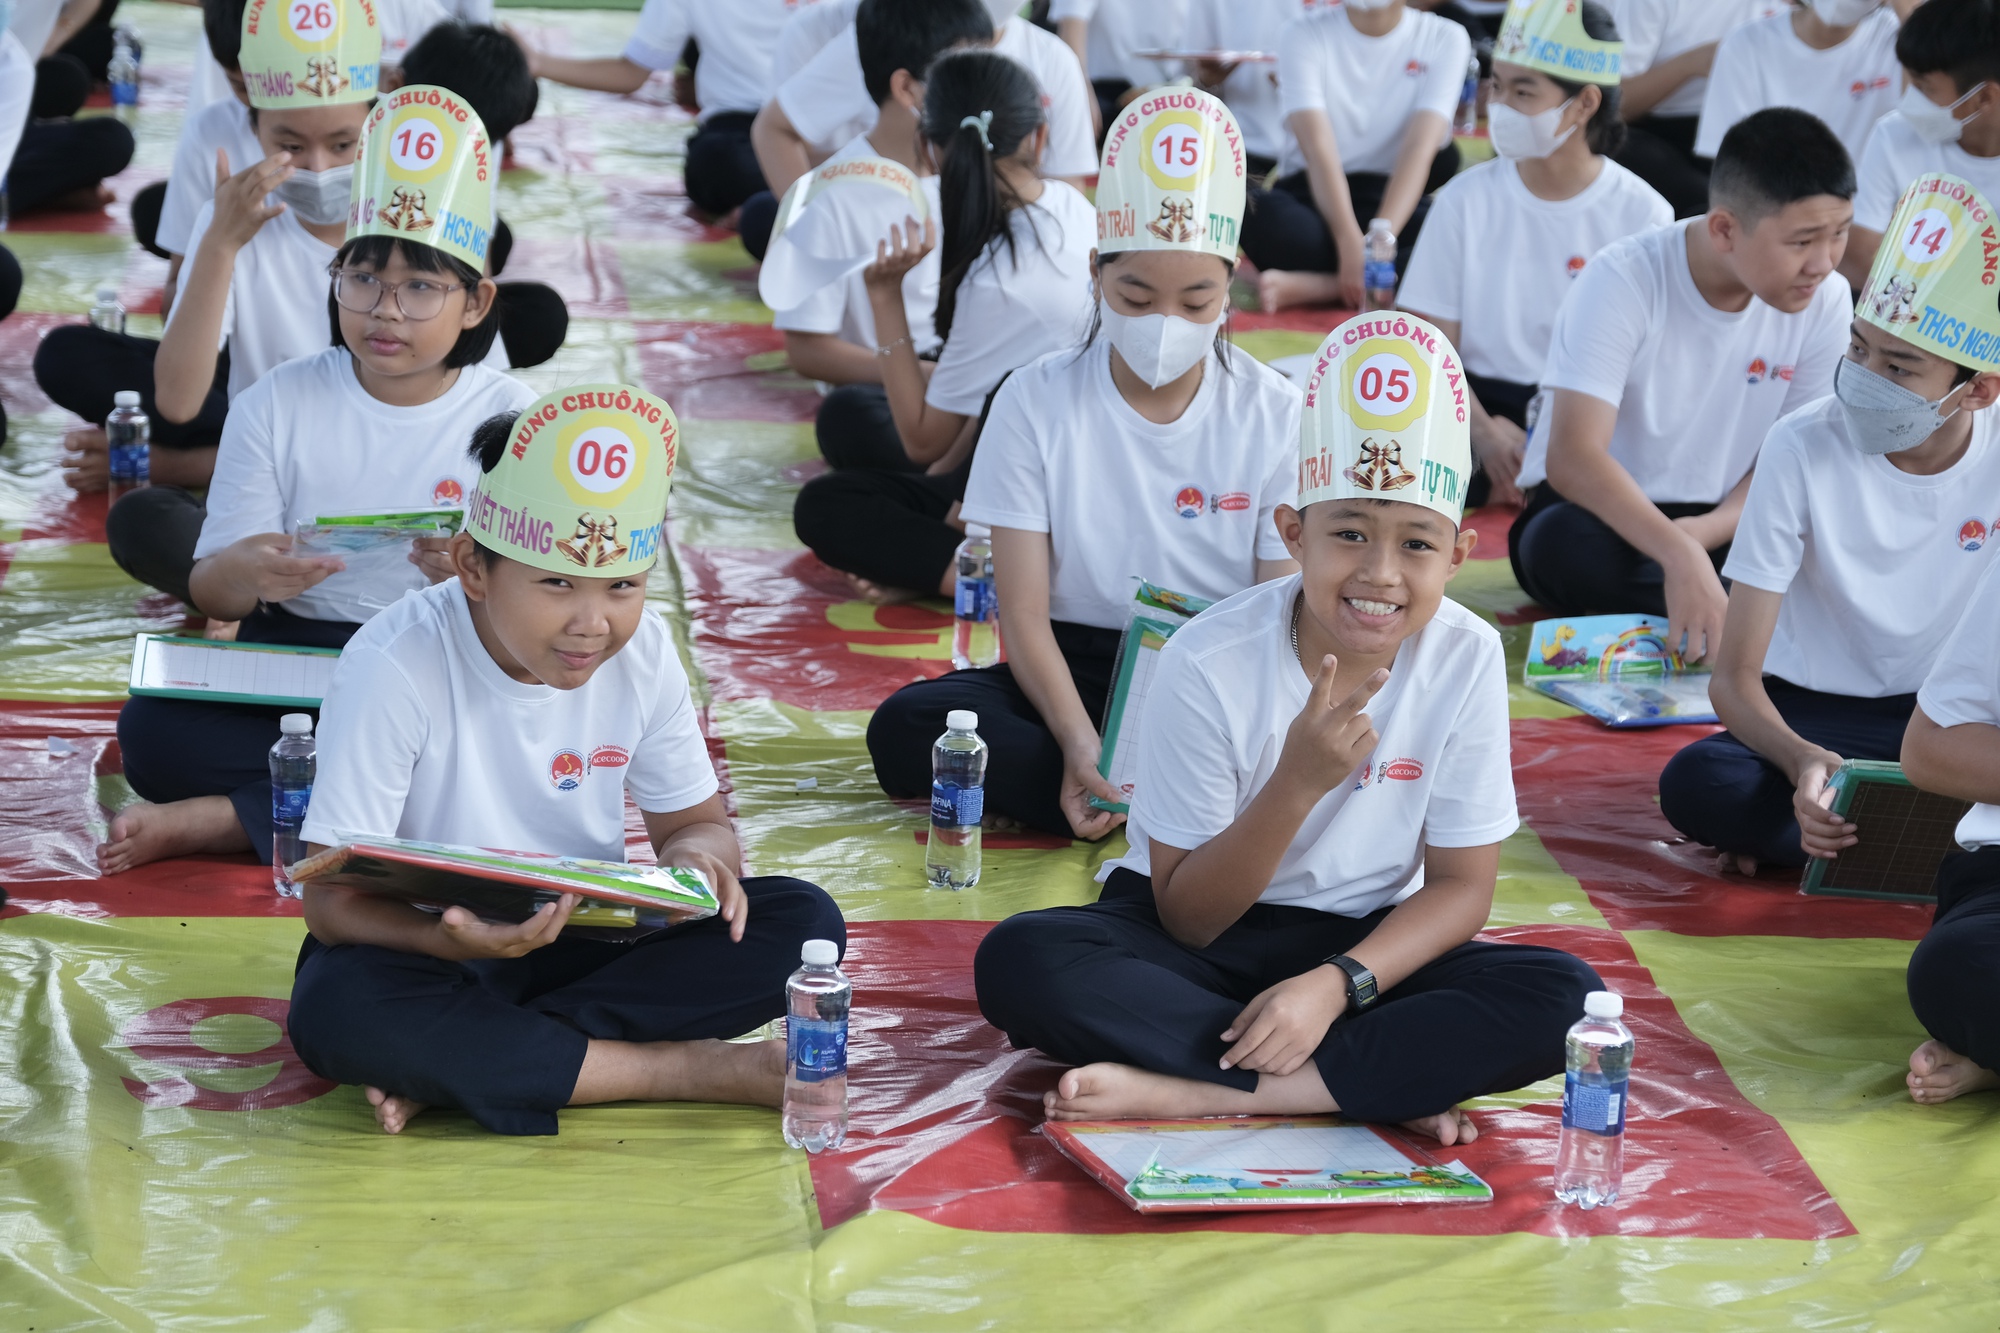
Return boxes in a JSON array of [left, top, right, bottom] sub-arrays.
[[288, 388, 846, 1136], [1660, 174, 2000, 875], [974, 313, 1601, 1140]]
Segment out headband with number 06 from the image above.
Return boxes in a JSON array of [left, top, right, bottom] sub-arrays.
[[1297, 311, 1474, 525], [238, 0, 381, 110], [756, 155, 932, 311], [1095, 86, 1247, 261], [1858, 173, 2000, 372], [465, 385, 679, 580], [346, 84, 496, 269]]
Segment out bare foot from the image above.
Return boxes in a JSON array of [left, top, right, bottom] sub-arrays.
[[98, 796, 253, 875], [1044, 1063, 1227, 1121], [1907, 1038, 2000, 1104], [365, 1085, 430, 1134], [842, 571, 924, 606], [1400, 1107, 1478, 1146], [981, 812, 1023, 833], [1256, 268, 1346, 314], [1717, 852, 1759, 877]]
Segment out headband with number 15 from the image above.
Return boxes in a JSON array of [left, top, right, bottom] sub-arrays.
[[1095, 87, 1247, 262]]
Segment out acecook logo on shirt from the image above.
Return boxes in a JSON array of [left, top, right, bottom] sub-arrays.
[[1173, 487, 1251, 518], [1850, 76, 1892, 99], [1745, 358, 1794, 385], [1404, 59, 1427, 76]]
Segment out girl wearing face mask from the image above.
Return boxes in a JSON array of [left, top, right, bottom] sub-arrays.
[[1658, 173, 2000, 880], [792, 49, 1096, 603], [1693, 0, 1900, 175], [864, 89, 1301, 842], [1845, 0, 2000, 294], [1400, 0, 1670, 509]]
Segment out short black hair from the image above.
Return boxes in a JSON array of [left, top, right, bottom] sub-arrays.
[[401, 22, 539, 142], [1896, 0, 2000, 96], [1547, 2, 1626, 157], [327, 235, 500, 368], [856, 0, 992, 105], [1709, 107, 1855, 225], [204, 0, 248, 71], [468, 408, 515, 472]]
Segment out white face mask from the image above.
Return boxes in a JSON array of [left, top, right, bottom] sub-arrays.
[[1808, 0, 1879, 24], [1487, 99, 1577, 160], [1100, 301, 1221, 389], [1834, 355, 1969, 454], [275, 163, 355, 226], [1898, 82, 1987, 145]]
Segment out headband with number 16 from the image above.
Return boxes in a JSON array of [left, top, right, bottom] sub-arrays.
[[1859, 173, 2000, 372], [1095, 87, 1247, 261], [346, 84, 497, 269]]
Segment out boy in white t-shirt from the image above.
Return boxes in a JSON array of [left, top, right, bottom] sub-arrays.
[[287, 387, 845, 1136], [1660, 174, 2000, 874], [1510, 108, 1853, 665], [975, 313, 1599, 1138], [1842, 0, 2000, 293], [1694, 0, 1900, 170]]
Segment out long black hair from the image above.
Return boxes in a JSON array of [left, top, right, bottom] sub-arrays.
[[921, 49, 1045, 343]]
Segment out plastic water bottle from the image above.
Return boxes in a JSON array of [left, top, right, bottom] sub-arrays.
[[951, 528, 1001, 670], [109, 28, 140, 113], [1454, 51, 1480, 136], [269, 713, 316, 897], [1362, 219, 1398, 313], [782, 938, 851, 1152], [106, 390, 150, 500], [1554, 990, 1634, 1209], [90, 285, 126, 334], [924, 709, 987, 890]]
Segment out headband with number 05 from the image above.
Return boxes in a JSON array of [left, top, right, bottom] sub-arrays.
[[1858, 173, 2000, 373], [238, 0, 380, 109], [1095, 87, 1247, 261], [1297, 311, 1474, 525], [346, 83, 497, 269]]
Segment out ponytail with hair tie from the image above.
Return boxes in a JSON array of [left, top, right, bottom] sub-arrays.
[[922, 51, 1045, 342], [959, 110, 995, 152]]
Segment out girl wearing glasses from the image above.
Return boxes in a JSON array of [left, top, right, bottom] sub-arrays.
[[100, 88, 535, 878]]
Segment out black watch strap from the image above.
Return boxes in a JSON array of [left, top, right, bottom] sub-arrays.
[[1325, 954, 1378, 1012]]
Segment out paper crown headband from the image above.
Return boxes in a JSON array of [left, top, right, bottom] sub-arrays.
[[757, 155, 930, 311], [1298, 313, 1473, 525], [1860, 174, 2000, 372], [239, 0, 381, 109], [1096, 88, 1247, 261], [466, 386, 679, 579], [346, 84, 495, 269], [1493, 0, 1622, 86]]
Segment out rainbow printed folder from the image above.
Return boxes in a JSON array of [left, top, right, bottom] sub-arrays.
[[1524, 614, 1716, 728], [1092, 583, 1216, 813]]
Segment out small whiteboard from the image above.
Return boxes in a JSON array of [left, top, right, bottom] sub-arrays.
[[128, 635, 341, 708]]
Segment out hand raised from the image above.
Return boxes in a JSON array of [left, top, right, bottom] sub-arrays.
[[862, 215, 936, 292], [210, 148, 293, 247], [1281, 655, 1387, 795]]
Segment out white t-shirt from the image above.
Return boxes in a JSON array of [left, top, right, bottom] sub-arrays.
[[1048, 0, 1192, 88], [378, 0, 495, 68], [775, 16, 1098, 179], [1724, 396, 2000, 698], [190, 52, 238, 113], [7, 0, 58, 63], [1182, 0, 1329, 163], [1854, 111, 2000, 234], [1918, 561, 2000, 849], [1521, 220, 1850, 501], [1276, 7, 1468, 178], [772, 0, 857, 86], [301, 581, 719, 859], [193, 347, 534, 623], [770, 134, 942, 354], [1103, 578, 1519, 916], [0, 31, 31, 186], [924, 181, 1095, 416], [1693, 10, 1899, 163], [1611, 0, 1773, 121], [1398, 159, 1671, 385], [170, 201, 340, 401], [625, 0, 800, 119], [962, 340, 1300, 629], [157, 97, 264, 258]]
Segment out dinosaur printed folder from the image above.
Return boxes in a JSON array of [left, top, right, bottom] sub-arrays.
[[1524, 614, 1717, 728]]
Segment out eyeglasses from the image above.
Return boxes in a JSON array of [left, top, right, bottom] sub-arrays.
[[328, 266, 464, 321]]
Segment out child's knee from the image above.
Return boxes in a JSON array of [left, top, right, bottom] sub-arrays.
[[743, 876, 847, 952], [864, 685, 944, 794], [973, 911, 1083, 1031]]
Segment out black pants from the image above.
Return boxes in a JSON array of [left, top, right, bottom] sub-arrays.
[[685, 112, 768, 218], [34, 324, 231, 448], [738, 189, 778, 260], [0, 244, 18, 445], [1658, 679, 1916, 869], [116, 606, 362, 862], [975, 869, 1602, 1123], [1091, 78, 1131, 144], [1614, 115, 1709, 221], [8, 115, 135, 216], [32, 54, 92, 119], [131, 178, 168, 258], [290, 876, 847, 1136], [1238, 146, 1460, 277], [1908, 847, 2000, 1077], [57, 0, 122, 81], [813, 382, 911, 472], [106, 484, 205, 606], [866, 621, 1122, 837], [1508, 484, 1728, 616], [1462, 370, 1536, 510]]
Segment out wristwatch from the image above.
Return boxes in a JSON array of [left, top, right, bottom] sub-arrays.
[[1324, 954, 1378, 1012]]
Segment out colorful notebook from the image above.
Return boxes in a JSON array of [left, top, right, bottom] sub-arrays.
[[289, 837, 720, 941], [1040, 1115, 1494, 1213], [1523, 613, 1717, 727], [128, 635, 341, 708], [1800, 760, 1972, 903], [1092, 582, 1215, 813]]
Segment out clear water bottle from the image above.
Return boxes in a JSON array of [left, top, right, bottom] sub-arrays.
[[90, 285, 126, 334], [952, 527, 1001, 670], [782, 938, 851, 1152], [1362, 219, 1398, 313], [925, 709, 987, 890], [269, 713, 316, 897], [1454, 51, 1480, 136], [109, 28, 140, 112], [106, 390, 150, 500], [1554, 990, 1634, 1209]]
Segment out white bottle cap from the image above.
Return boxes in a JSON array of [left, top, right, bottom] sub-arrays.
[[97, 285, 119, 302], [113, 390, 141, 408], [801, 938, 839, 966], [279, 713, 314, 736], [946, 709, 979, 732], [1584, 990, 1623, 1020]]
